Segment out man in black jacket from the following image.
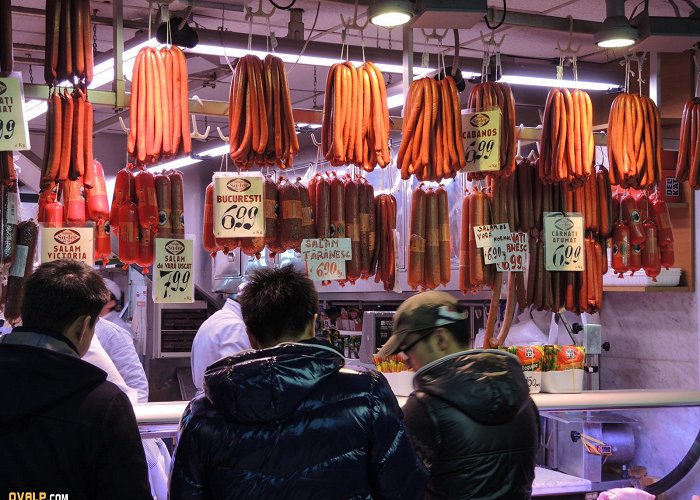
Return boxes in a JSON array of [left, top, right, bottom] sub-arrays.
[[0, 260, 152, 500], [170, 265, 427, 499], [378, 291, 540, 500]]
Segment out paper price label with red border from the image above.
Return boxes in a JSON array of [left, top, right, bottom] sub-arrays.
[[301, 238, 351, 281], [213, 172, 264, 238], [154, 238, 194, 303], [461, 109, 501, 173], [40, 226, 94, 265], [544, 212, 584, 271], [496, 232, 529, 272], [0, 73, 31, 151]]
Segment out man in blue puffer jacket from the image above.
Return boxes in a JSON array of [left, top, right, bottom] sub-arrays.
[[169, 265, 428, 500]]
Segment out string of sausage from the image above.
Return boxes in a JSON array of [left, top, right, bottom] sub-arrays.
[[538, 88, 594, 186], [322, 61, 391, 171], [408, 185, 451, 290], [228, 54, 299, 170], [397, 76, 465, 181], [606, 92, 662, 189], [128, 46, 191, 165], [43, 0, 94, 85], [675, 97, 700, 188]]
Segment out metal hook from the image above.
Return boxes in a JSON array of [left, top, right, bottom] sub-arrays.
[[479, 30, 505, 49], [118, 116, 129, 134], [245, 0, 275, 20], [310, 131, 322, 149], [217, 127, 229, 142], [190, 95, 211, 140], [340, 0, 369, 32], [556, 16, 581, 57], [515, 124, 524, 160], [421, 28, 449, 43]]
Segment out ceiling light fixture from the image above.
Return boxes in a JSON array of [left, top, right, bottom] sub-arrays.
[[146, 144, 230, 173], [497, 74, 620, 91], [369, 0, 415, 27], [595, 0, 638, 48]]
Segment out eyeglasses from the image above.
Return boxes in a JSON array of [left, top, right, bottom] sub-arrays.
[[398, 329, 435, 355]]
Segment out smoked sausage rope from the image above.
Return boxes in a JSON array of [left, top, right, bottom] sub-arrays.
[[675, 98, 700, 187], [44, 0, 94, 85], [128, 46, 191, 164]]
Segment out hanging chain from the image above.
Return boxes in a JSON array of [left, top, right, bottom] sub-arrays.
[[313, 66, 318, 108], [92, 10, 98, 55], [388, 28, 392, 50], [27, 54, 33, 84]]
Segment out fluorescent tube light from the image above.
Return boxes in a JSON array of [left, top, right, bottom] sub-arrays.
[[498, 75, 619, 91], [146, 144, 230, 173], [23, 100, 48, 122]]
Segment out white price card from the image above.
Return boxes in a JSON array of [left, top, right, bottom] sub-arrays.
[[154, 238, 194, 303], [483, 242, 508, 264], [473, 223, 510, 249], [543, 212, 585, 271], [40, 226, 94, 265], [0, 73, 31, 151], [300, 238, 352, 281], [461, 109, 500, 173], [213, 172, 264, 238], [496, 232, 529, 272]]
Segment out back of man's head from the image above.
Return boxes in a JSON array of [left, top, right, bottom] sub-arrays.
[[21, 260, 110, 335], [238, 265, 318, 348]]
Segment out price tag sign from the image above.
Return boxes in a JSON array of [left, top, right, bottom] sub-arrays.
[[213, 172, 264, 238], [461, 109, 500, 173], [300, 238, 351, 281], [0, 73, 31, 151], [473, 223, 510, 248], [544, 212, 585, 271], [40, 226, 94, 265], [496, 232, 529, 272], [484, 243, 508, 264], [154, 238, 194, 303]]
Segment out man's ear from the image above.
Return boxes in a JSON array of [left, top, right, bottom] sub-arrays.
[[433, 328, 453, 352]]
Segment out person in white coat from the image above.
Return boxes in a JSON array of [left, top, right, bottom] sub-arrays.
[[97, 278, 149, 403], [191, 294, 251, 391]]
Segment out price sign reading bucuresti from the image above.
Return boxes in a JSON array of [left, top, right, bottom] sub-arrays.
[[461, 109, 501, 173], [40, 226, 94, 265], [496, 232, 529, 272], [154, 238, 194, 303], [544, 212, 584, 271], [300, 238, 351, 281], [213, 172, 264, 238], [0, 73, 31, 151]]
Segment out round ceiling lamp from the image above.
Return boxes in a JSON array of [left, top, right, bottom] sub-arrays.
[[594, 0, 638, 48], [369, 0, 415, 28]]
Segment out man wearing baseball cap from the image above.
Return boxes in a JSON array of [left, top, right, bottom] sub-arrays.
[[378, 291, 539, 499]]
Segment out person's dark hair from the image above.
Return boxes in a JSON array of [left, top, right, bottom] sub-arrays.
[[21, 260, 110, 333], [239, 265, 318, 347]]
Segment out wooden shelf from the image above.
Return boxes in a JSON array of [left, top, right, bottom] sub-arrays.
[[603, 286, 690, 293]]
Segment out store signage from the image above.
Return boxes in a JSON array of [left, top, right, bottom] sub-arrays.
[[40, 226, 94, 265], [461, 109, 501, 173], [212, 172, 264, 238], [473, 223, 510, 248], [154, 238, 194, 303], [496, 232, 528, 272], [0, 73, 31, 151], [300, 238, 351, 281], [543, 212, 584, 271]]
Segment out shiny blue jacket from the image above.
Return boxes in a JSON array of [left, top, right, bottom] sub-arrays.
[[169, 340, 427, 499]]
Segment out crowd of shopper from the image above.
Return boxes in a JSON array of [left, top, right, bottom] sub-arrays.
[[1, 259, 661, 500]]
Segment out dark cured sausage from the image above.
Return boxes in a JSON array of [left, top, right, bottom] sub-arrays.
[[110, 168, 134, 234], [298, 178, 315, 242], [1, 182, 18, 269], [118, 201, 138, 267], [63, 178, 86, 227], [263, 176, 279, 246], [329, 173, 345, 239], [621, 193, 645, 246], [611, 221, 630, 277], [137, 227, 154, 271], [135, 170, 159, 231], [344, 177, 361, 282], [424, 189, 440, 290], [314, 175, 330, 239], [459, 193, 470, 294], [203, 182, 220, 255], [155, 173, 172, 238], [358, 179, 372, 278], [278, 177, 302, 250], [3, 220, 39, 324], [408, 187, 426, 290], [642, 220, 661, 281], [649, 192, 674, 246], [437, 186, 450, 286], [169, 170, 185, 238]]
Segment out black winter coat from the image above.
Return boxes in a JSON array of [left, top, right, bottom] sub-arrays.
[[0, 330, 151, 500], [170, 340, 428, 500], [403, 349, 540, 500]]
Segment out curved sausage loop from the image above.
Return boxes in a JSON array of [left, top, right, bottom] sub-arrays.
[[190, 95, 211, 140]]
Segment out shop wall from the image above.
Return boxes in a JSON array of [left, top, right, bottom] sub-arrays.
[[599, 294, 700, 496]]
